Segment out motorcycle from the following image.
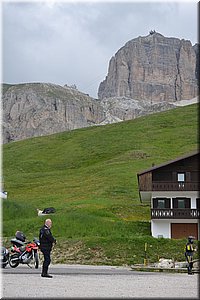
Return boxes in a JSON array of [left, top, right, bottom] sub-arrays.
[[9, 231, 40, 269], [1, 246, 9, 268]]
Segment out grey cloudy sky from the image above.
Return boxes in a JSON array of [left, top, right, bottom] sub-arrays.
[[1, 0, 198, 98]]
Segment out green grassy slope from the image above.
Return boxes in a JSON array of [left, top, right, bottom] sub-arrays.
[[2, 103, 199, 265]]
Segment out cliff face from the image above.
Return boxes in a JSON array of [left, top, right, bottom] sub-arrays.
[[2, 82, 197, 144], [98, 32, 198, 102], [2, 83, 104, 143]]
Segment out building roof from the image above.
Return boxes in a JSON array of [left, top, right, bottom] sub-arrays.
[[137, 150, 199, 176]]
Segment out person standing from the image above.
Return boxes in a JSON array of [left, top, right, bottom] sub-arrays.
[[185, 236, 196, 275], [39, 218, 56, 278]]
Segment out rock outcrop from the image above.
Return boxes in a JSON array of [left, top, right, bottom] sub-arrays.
[[98, 32, 199, 102], [98, 96, 176, 125], [2, 83, 104, 143]]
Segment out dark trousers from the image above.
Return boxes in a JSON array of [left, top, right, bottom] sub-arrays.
[[185, 252, 193, 274], [41, 248, 51, 274]]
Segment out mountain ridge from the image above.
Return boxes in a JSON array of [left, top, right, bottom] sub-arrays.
[[3, 82, 198, 144], [2, 32, 199, 143]]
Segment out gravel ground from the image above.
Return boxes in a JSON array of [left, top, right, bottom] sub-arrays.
[[1, 264, 199, 299]]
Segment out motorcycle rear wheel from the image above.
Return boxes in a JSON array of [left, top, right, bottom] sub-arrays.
[[34, 252, 39, 269], [9, 254, 19, 268]]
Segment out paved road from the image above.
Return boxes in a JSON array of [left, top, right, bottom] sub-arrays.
[[1, 264, 199, 298]]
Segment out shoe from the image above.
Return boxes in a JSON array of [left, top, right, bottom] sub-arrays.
[[41, 273, 53, 278]]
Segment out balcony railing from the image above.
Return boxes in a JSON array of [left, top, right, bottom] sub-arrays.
[[152, 181, 199, 191], [151, 208, 200, 219]]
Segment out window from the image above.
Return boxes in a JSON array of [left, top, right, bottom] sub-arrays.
[[177, 199, 185, 208], [177, 173, 185, 182], [172, 198, 191, 209], [157, 200, 165, 209], [153, 198, 170, 209], [177, 173, 185, 188]]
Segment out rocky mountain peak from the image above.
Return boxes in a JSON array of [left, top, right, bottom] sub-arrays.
[[98, 33, 198, 102]]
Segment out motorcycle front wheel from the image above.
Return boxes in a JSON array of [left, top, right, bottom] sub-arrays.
[[2, 262, 8, 268], [9, 254, 19, 268]]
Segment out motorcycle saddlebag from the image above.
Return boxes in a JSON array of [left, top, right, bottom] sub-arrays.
[[15, 231, 26, 242], [10, 238, 24, 247]]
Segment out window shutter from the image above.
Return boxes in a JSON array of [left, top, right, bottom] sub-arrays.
[[185, 198, 191, 208], [153, 198, 158, 208], [196, 198, 200, 209], [173, 198, 178, 208], [165, 198, 170, 209]]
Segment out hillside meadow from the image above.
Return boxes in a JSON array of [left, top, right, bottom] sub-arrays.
[[2, 103, 199, 265]]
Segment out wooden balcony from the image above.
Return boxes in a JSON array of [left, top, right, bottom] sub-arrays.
[[151, 208, 200, 219], [152, 181, 199, 191]]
